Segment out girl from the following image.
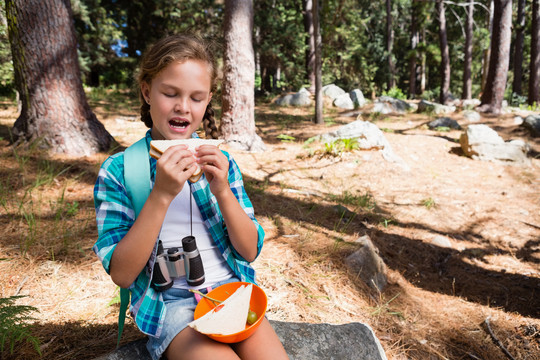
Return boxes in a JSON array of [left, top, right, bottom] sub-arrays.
[[93, 34, 288, 360]]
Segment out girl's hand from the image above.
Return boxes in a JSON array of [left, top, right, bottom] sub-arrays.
[[196, 145, 229, 195], [152, 144, 198, 200]]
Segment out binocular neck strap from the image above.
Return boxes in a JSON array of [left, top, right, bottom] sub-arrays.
[[189, 184, 193, 237]]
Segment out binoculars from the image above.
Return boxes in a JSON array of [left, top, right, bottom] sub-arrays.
[[152, 236, 205, 291]]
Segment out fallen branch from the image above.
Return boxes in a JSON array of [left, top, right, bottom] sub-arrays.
[[483, 316, 516, 360]]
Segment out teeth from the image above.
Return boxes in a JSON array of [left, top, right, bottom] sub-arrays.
[[170, 120, 188, 128]]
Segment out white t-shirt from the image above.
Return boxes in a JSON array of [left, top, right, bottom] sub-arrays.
[[159, 185, 233, 290]]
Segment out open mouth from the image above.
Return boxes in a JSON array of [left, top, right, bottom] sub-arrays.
[[169, 119, 189, 129]]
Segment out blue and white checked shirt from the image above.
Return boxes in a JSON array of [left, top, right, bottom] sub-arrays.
[[93, 130, 264, 337]]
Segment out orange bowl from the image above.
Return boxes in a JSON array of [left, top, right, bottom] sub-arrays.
[[193, 281, 267, 343]]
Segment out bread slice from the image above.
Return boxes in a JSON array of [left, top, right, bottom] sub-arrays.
[[188, 284, 253, 336], [149, 139, 224, 182]]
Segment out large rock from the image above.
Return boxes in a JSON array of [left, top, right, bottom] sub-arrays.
[[350, 89, 366, 108], [460, 124, 530, 164], [522, 114, 540, 137], [371, 96, 412, 114], [317, 120, 410, 171], [428, 117, 461, 130], [94, 320, 388, 360], [333, 93, 355, 110], [322, 84, 346, 100], [275, 88, 312, 106], [417, 99, 456, 115], [345, 235, 388, 292]]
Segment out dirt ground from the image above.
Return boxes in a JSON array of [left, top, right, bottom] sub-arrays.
[[0, 97, 539, 360]]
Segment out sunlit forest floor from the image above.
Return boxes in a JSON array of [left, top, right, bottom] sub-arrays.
[[0, 91, 539, 359]]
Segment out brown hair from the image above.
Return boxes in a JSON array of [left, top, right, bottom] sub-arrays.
[[137, 34, 220, 139]]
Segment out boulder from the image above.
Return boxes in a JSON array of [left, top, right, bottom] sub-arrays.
[[417, 99, 456, 115], [333, 93, 355, 110], [522, 114, 540, 137], [317, 120, 410, 171], [372, 96, 412, 114], [275, 88, 312, 107], [94, 320, 388, 360], [462, 110, 481, 122], [460, 124, 530, 164], [461, 98, 481, 109], [322, 84, 346, 100], [428, 117, 461, 130], [345, 235, 388, 292], [350, 89, 366, 108]]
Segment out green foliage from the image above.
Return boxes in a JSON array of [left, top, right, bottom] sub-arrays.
[[323, 138, 359, 156], [277, 134, 296, 142], [382, 86, 407, 100], [421, 197, 436, 209], [254, 0, 307, 92], [329, 190, 376, 211], [0, 296, 41, 356]]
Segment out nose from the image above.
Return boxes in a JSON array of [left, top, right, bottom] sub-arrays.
[[174, 97, 189, 113]]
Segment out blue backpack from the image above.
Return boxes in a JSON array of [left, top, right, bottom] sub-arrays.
[[117, 137, 152, 347]]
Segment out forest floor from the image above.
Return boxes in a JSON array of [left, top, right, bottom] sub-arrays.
[[0, 92, 539, 360]]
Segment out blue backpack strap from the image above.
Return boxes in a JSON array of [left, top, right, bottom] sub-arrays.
[[117, 137, 152, 347]]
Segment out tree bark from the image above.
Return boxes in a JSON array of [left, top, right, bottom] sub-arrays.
[[512, 0, 526, 96], [313, 0, 323, 125], [303, 0, 316, 94], [462, 0, 474, 100], [437, 0, 451, 105], [221, 0, 265, 151], [5, 0, 114, 156], [481, 0, 494, 94], [386, 0, 395, 90], [479, 0, 512, 114], [409, 0, 419, 98], [529, 0, 540, 105]]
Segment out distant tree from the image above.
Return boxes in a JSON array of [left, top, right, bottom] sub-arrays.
[[386, 0, 395, 90], [5, 0, 114, 156], [221, 0, 265, 151], [479, 0, 512, 114], [512, 0, 526, 96], [462, 0, 474, 100], [303, 0, 316, 94], [254, 0, 306, 93], [529, 0, 540, 105], [481, 0, 494, 94], [437, 0, 451, 104], [313, 0, 323, 125], [409, 0, 419, 98]]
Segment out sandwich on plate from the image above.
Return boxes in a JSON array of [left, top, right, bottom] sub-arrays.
[[188, 284, 253, 335]]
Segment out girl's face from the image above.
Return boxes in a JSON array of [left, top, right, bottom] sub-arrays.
[[142, 59, 213, 140]]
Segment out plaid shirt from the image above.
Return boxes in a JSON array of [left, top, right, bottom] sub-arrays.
[[93, 130, 264, 338]]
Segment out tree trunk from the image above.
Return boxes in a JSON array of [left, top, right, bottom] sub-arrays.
[[313, 0, 323, 125], [512, 0, 526, 96], [303, 0, 316, 94], [529, 0, 540, 105], [437, 0, 451, 105], [5, 0, 114, 156], [386, 0, 395, 90], [479, 0, 512, 114], [462, 0, 474, 100], [481, 0, 494, 95], [409, 0, 419, 98], [221, 0, 265, 151]]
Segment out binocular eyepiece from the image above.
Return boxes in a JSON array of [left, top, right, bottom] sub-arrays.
[[152, 236, 205, 291]]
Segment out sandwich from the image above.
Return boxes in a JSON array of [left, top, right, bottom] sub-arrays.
[[149, 139, 224, 182], [188, 284, 253, 335]]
